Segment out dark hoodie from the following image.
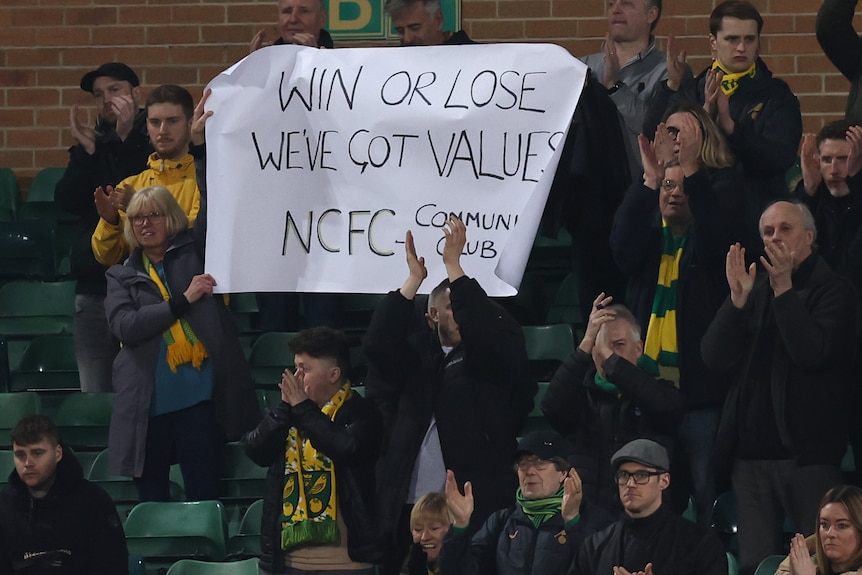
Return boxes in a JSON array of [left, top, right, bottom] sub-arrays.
[[0, 448, 128, 575]]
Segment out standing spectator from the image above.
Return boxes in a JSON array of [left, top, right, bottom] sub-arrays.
[[816, 0, 862, 124], [54, 63, 152, 393], [364, 217, 535, 575], [104, 93, 261, 501], [0, 415, 129, 575], [701, 201, 858, 575], [581, 0, 667, 175], [244, 327, 383, 575], [610, 104, 745, 524]]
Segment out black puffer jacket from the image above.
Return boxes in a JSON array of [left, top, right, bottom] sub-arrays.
[[0, 448, 129, 575], [439, 500, 615, 575], [244, 393, 384, 572]]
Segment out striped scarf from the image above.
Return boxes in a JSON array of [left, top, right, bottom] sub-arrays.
[[280, 382, 352, 551], [711, 59, 757, 96], [142, 255, 208, 373], [642, 222, 686, 380], [516, 484, 564, 528]]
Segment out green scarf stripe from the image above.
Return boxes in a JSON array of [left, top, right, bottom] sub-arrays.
[[657, 350, 679, 367], [649, 281, 680, 317], [594, 371, 620, 395], [516, 485, 564, 528], [643, 223, 686, 367], [281, 520, 339, 551]]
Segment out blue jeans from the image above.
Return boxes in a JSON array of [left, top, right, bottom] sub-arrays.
[[134, 400, 223, 502]]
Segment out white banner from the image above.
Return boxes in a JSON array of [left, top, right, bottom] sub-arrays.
[[205, 43, 586, 295]]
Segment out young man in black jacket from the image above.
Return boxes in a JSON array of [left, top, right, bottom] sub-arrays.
[[0, 415, 128, 575], [245, 327, 383, 575]]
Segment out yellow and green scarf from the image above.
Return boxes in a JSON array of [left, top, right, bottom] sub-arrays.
[[280, 382, 352, 551], [142, 254, 208, 373], [711, 59, 756, 96], [642, 222, 686, 383]]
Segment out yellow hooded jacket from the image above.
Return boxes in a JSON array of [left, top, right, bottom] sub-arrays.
[[91, 152, 200, 266]]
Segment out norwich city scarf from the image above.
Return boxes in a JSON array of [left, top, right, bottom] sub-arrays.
[[517, 484, 564, 528], [642, 222, 686, 378], [711, 59, 756, 96], [142, 254, 208, 373], [280, 382, 352, 551]]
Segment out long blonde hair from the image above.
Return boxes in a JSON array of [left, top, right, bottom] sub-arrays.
[[662, 103, 735, 170]]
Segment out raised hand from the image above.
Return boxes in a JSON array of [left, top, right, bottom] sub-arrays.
[[250, 29, 267, 54], [109, 183, 136, 213], [788, 533, 815, 575], [280, 367, 309, 407], [703, 69, 720, 117], [639, 134, 664, 190], [111, 93, 138, 141], [94, 186, 119, 225], [847, 125, 862, 178], [799, 134, 822, 196], [445, 469, 474, 529], [183, 273, 217, 303], [602, 33, 621, 90], [761, 240, 794, 297], [442, 215, 466, 282], [399, 230, 427, 300], [70, 105, 96, 155], [191, 89, 213, 146], [561, 468, 584, 522], [665, 35, 687, 91], [579, 292, 616, 354], [674, 113, 704, 175], [614, 563, 653, 575], [726, 243, 756, 309]]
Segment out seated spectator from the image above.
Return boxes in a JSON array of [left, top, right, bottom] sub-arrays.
[[91, 84, 201, 266], [0, 415, 129, 574], [364, 216, 535, 575], [816, 0, 862, 124], [440, 431, 614, 575], [245, 327, 383, 575], [404, 492, 450, 575], [646, 0, 801, 211], [610, 103, 746, 524], [570, 439, 727, 575], [54, 62, 152, 393], [105, 91, 261, 502], [251, 0, 333, 52], [776, 485, 862, 575], [542, 301, 683, 512]]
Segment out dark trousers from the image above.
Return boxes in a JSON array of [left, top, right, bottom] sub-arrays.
[[670, 407, 721, 526], [733, 459, 842, 575], [135, 400, 223, 502]]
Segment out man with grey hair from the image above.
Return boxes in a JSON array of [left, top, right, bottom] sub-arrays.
[[542, 297, 683, 512], [384, 0, 475, 46], [581, 0, 667, 175], [702, 200, 858, 575], [250, 0, 333, 52]]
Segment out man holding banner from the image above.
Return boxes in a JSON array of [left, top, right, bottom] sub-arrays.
[[250, 0, 335, 52], [385, 0, 475, 46], [363, 216, 536, 575]]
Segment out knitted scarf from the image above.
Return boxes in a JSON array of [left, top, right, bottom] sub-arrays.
[[516, 484, 564, 528], [280, 382, 352, 551], [642, 222, 686, 378], [142, 254, 207, 373], [711, 59, 757, 96]]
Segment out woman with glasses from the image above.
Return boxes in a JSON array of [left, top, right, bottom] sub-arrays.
[[438, 431, 614, 575], [104, 93, 260, 501]]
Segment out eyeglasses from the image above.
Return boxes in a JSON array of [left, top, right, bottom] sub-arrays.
[[614, 470, 664, 485], [660, 179, 682, 193], [130, 211, 165, 226], [514, 457, 553, 471]]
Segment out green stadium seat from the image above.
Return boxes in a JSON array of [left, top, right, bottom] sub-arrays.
[[0, 280, 75, 337], [0, 391, 41, 448], [753, 555, 784, 575], [248, 332, 297, 386], [0, 449, 15, 488], [711, 491, 738, 554], [0, 222, 59, 282], [9, 334, 79, 392], [727, 552, 739, 575], [26, 168, 66, 202], [226, 499, 263, 559], [522, 323, 575, 382], [545, 271, 583, 326], [220, 442, 266, 502], [166, 558, 258, 575], [87, 448, 184, 503], [125, 500, 228, 565], [0, 167, 20, 222], [54, 392, 113, 450]]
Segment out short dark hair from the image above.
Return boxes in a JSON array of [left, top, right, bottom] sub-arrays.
[[11, 414, 59, 447], [646, 0, 662, 34], [289, 327, 351, 378], [710, 0, 763, 36], [428, 278, 451, 311], [146, 84, 194, 120], [817, 120, 852, 149]]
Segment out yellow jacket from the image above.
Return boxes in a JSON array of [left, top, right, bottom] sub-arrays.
[[91, 152, 200, 266]]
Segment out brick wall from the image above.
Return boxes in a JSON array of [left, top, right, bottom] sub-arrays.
[[0, 0, 857, 195]]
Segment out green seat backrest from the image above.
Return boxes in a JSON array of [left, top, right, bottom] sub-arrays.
[[523, 324, 575, 363], [0, 449, 17, 482], [727, 552, 739, 575], [0, 167, 20, 222], [235, 499, 263, 536], [0, 392, 41, 429], [166, 558, 258, 575], [220, 442, 266, 480], [27, 168, 65, 203], [0, 222, 59, 282], [753, 555, 784, 575], [55, 392, 113, 426], [545, 271, 583, 325], [248, 332, 297, 385], [16, 335, 78, 372], [125, 500, 228, 560], [0, 281, 75, 318]]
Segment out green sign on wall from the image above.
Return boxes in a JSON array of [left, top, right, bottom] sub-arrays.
[[327, 0, 461, 41]]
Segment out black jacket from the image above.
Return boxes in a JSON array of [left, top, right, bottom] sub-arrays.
[[702, 254, 859, 467], [570, 505, 727, 575], [244, 392, 384, 572], [645, 58, 801, 210], [54, 110, 152, 296], [610, 169, 747, 409], [816, 0, 862, 124], [364, 277, 536, 542], [440, 500, 614, 575], [274, 29, 334, 49], [0, 449, 128, 575], [542, 350, 683, 511]]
